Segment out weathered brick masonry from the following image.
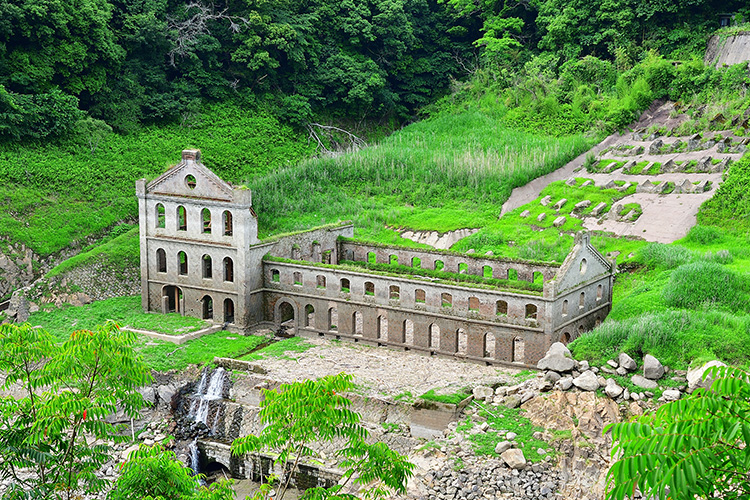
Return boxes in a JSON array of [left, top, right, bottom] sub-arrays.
[[138, 150, 615, 368]]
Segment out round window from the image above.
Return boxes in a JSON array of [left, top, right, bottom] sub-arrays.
[[185, 174, 197, 189]]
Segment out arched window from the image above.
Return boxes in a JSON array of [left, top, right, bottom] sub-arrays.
[[560, 332, 571, 344], [597, 284, 603, 301], [484, 333, 496, 358], [364, 282, 375, 296], [458, 262, 468, 274], [224, 298, 235, 323], [389, 254, 398, 265], [223, 257, 234, 282], [508, 268, 518, 280], [341, 278, 350, 293], [429, 324, 440, 350], [293, 272, 302, 285], [525, 304, 538, 320], [389, 285, 400, 300], [562, 300, 568, 317], [223, 211, 233, 236], [404, 319, 414, 345], [156, 248, 167, 273], [353, 311, 363, 336], [271, 269, 280, 282], [305, 304, 315, 328], [156, 204, 165, 229], [201, 295, 213, 320], [202, 254, 212, 279], [328, 306, 338, 331], [202, 208, 211, 233], [580, 259, 588, 274], [411, 257, 421, 268], [496, 300, 508, 316], [579, 292, 585, 309], [377, 315, 388, 340], [291, 246, 300, 260], [178, 251, 188, 275], [316, 275, 326, 288], [435, 260, 444, 271], [468, 297, 480, 312], [457, 328, 467, 355], [533, 271, 544, 284], [513, 337, 525, 362], [483, 265, 493, 278], [367, 252, 376, 264], [441, 293, 452, 308], [415, 289, 426, 303], [177, 206, 187, 231]]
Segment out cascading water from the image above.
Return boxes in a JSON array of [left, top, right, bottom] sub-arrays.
[[189, 367, 228, 428], [188, 438, 200, 476]]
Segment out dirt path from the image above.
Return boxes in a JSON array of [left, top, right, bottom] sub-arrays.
[[250, 337, 519, 398]]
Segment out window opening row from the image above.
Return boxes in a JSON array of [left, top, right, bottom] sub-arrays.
[[155, 204, 233, 236], [156, 249, 234, 281]]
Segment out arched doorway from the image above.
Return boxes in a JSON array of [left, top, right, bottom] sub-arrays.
[[201, 295, 213, 320], [276, 300, 296, 334], [512, 337, 525, 363], [560, 331, 571, 344], [224, 298, 235, 324], [162, 286, 183, 314]]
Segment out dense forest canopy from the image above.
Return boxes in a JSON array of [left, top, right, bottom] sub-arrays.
[[0, 0, 748, 139]]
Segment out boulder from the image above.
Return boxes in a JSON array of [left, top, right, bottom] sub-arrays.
[[591, 202, 607, 217], [662, 389, 681, 402], [605, 379, 624, 398], [557, 377, 573, 391], [618, 353, 637, 371], [631, 374, 658, 390], [538, 355, 575, 373], [544, 371, 561, 383], [643, 354, 665, 380], [540, 195, 552, 206], [500, 448, 526, 470], [537, 212, 547, 222], [579, 360, 590, 371], [686, 360, 726, 392], [547, 342, 572, 358], [553, 216, 567, 227], [473, 386, 495, 400], [504, 395, 521, 409], [616, 367, 628, 376], [520, 210, 531, 218], [573, 371, 600, 391], [606, 359, 618, 369], [553, 199, 568, 211], [494, 440, 512, 454]]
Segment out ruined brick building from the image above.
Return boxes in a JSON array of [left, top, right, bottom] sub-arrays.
[[137, 150, 615, 367]]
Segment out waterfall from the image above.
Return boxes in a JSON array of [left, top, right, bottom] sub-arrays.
[[190, 367, 228, 425], [188, 438, 200, 476]]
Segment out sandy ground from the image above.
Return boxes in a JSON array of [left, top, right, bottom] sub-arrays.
[[249, 336, 520, 398]]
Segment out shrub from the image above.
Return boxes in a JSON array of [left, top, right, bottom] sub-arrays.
[[638, 243, 693, 269], [686, 225, 724, 245], [662, 261, 742, 310]]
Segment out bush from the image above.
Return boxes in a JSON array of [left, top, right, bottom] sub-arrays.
[[638, 243, 693, 269], [685, 225, 724, 245], [662, 261, 742, 310]]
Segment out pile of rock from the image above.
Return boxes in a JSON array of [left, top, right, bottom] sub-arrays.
[[421, 457, 562, 500]]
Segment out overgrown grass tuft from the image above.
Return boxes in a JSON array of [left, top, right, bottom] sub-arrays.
[[662, 261, 746, 310]]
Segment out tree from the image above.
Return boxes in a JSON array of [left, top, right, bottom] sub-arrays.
[[0, 321, 152, 500], [605, 366, 750, 500], [231, 373, 415, 500], [109, 443, 234, 500]]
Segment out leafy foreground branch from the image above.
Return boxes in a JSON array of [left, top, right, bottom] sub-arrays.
[[605, 366, 750, 500], [231, 374, 415, 500], [0, 321, 152, 500]]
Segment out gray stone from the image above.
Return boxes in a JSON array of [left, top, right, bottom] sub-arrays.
[[616, 367, 628, 376], [662, 389, 681, 401], [591, 202, 607, 217], [565, 178, 577, 186], [520, 210, 531, 218], [574, 200, 592, 211], [578, 360, 590, 371], [537, 212, 547, 222], [605, 379, 623, 398], [572, 371, 599, 391], [557, 377, 573, 391], [553, 216, 567, 228], [604, 180, 617, 189], [597, 376, 607, 387], [547, 342, 572, 358], [473, 386, 495, 400], [504, 395, 521, 409], [537, 354, 575, 373], [600, 366, 615, 375], [649, 139, 663, 154], [540, 195, 552, 206], [500, 449, 526, 470], [686, 360, 726, 392], [553, 199, 567, 211], [606, 359, 618, 369], [622, 388, 630, 400], [618, 353, 637, 371], [544, 371, 561, 383], [506, 431, 517, 440], [581, 180, 593, 187], [494, 440, 512, 454], [643, 354, 665, 380], [631, 374, 658, 390]]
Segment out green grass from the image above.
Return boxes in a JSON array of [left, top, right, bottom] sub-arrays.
[[624, 160, 650, 175], [419, 388, 472, 405], [24, 295, 270, 371], [459, 403, 550, 462], [0, 103, 313, 256], [26, 295, 208, 336], [238, 336, 314, 361], [47, 226, 140, 277]]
